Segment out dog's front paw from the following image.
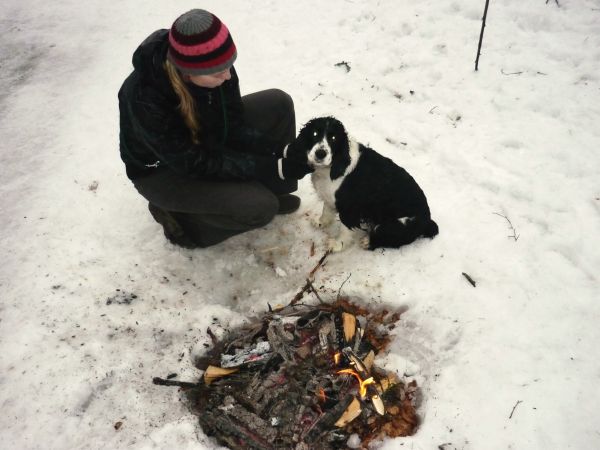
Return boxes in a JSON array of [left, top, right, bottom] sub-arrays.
[[311, 215, 334, 229], [359, 236, 371, 250], [327, 238, 345, 253], [314, 203, 336, 229], [311, 216, 325, 229]]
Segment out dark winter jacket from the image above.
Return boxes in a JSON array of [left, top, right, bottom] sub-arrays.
[[118, 30, 281, 181]]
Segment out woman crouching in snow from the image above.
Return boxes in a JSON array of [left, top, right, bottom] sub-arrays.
[[118, 9, 312, 248]]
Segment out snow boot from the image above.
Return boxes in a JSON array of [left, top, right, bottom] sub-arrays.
[[277, 194, 301, 215], [147, 203, 198, 249]]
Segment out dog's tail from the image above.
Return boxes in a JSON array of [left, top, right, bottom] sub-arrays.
[[368, 217, 439, 250], [423, 219, 439, 238]]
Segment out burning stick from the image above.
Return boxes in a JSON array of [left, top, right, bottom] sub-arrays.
[[337, 369, 375, 397], [340, 347, 386, 415], [305, 394, 355, 443]]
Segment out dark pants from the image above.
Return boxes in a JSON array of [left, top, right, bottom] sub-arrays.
[[133, 89, 296, 248]]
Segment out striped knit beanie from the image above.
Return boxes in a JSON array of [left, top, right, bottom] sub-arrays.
[[167, 9, 237, 75]]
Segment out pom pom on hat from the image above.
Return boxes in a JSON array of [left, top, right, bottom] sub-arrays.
[[167, 9, 237, 75]]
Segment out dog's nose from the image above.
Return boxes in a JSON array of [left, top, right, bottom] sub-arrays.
[[315, 148, 327, 160]]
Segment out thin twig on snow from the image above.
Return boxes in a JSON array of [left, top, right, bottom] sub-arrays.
[[475, 0, 491, 71], [493, 212, 520, 241], [509, 400, 523, 419], [462, 272, 477, 288]]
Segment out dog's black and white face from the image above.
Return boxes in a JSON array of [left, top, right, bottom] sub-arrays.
[[292, 117, 352, 179]]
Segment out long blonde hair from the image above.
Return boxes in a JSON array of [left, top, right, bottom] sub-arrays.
[[164, 59, 200, 143]]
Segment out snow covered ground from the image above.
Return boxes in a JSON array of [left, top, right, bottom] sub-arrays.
[[1, 0, 599, 448]]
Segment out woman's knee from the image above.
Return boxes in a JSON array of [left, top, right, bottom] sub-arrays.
[[271, 89, 294, 116], [269, 89, 295, 142]]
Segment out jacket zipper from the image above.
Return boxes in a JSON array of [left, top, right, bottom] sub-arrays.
[[219, 87, 228, 143]]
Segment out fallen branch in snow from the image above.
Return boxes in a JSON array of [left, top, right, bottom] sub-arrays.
[[306, 278, 326, 304], [462, 272, 477, 288], [336, 273, 352, 300], [206, 327, 219, 346], [509, 400, 523, 419], [152, 377, 200, 389], [334, 61, 351, 73], [475, 0, 491, 71], [290, 250, 331, 305], [501, 69, 524, 76], [493, 212, 520, 241]]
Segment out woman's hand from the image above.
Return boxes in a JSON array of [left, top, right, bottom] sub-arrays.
[[277, 157, 314, 180]]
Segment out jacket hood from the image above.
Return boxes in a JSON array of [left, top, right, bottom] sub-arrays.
[[131, 29, 171, 86]]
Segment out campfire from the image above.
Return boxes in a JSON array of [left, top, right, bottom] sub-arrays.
[[154, 255, 419, 449]]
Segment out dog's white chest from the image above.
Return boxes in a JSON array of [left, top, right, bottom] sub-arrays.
[[311, 168, 343, 207]]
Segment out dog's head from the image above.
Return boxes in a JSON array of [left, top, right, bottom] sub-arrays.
[[288, 116, 351, 179]]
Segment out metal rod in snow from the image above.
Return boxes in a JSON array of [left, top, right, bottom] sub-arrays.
[[475, 0, 491, 71]]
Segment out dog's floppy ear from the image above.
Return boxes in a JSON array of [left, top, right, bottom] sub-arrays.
[[330, 148, 350, 180], [329, 121, 350, 180]]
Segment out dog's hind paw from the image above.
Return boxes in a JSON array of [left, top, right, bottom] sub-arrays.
[[359, 236, 371, 250], [327, 238, 345, 253]]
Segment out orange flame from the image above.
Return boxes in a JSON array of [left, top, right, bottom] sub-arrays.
[[334, 352, 341, 365], [318, 387, 327, 403], [337, 369, 375, 398]]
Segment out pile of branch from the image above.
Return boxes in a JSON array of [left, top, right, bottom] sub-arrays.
[[154, 253, 420, 449]]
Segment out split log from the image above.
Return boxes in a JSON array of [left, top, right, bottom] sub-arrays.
[[334, 397, 362, 427], [204, 365, 239, 385], [342, 312, 357, 343]]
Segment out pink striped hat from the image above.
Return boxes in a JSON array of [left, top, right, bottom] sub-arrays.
[[167, 9, 237, 76]]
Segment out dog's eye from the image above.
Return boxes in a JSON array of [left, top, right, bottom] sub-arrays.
[[331, 135, 336, 141], [313, 131, 318, 137]]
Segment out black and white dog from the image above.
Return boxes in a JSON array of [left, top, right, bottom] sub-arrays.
[[287, 116, 438, 251]]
